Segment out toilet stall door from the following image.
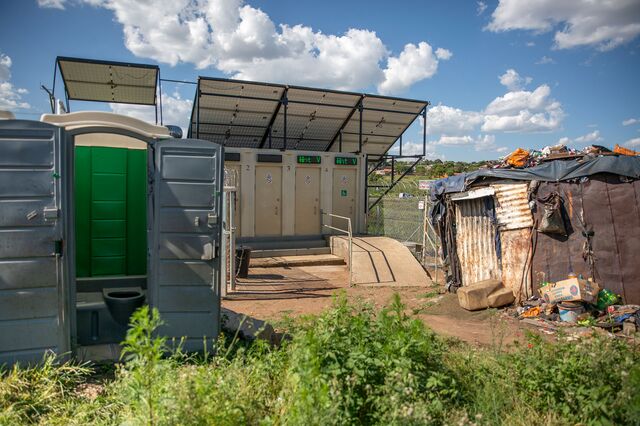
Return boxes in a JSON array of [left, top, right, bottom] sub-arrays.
[[149, 139, 222, 351], [0, 121, 71, 366], [295, 167, 321, 235], [254, 165, 282, 236], [331, 169, 357, 230]]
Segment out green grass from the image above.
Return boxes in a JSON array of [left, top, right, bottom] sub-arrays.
[[2, 294, 639, 425]]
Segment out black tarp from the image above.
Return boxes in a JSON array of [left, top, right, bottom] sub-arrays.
[[431, 155, 640, 200]]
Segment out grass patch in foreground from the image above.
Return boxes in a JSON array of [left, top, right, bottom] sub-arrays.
[[2, 293, 639, 425]]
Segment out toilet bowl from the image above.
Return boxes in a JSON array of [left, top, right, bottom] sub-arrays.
[[102, 287, 146, 326]]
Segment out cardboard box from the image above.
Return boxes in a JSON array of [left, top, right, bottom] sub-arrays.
[[539, 278, 600, 304]]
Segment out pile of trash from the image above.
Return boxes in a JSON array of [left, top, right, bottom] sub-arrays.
[[496, 143, 639, 169], [512, 277, 639, 336]]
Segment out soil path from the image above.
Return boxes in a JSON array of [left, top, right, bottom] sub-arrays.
[[222, 265, 537, 347]]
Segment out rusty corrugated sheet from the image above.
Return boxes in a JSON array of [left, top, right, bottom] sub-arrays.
[[500, 228, 532, 302], [491, 183, 533, 301], [454, 197, 502, 286], [531, 175, 640, 304], [493, 183, 533, 230]]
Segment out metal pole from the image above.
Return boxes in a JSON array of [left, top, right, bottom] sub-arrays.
[[283, 93, 288, 151], [51, 60, 58, 113], [358, 102, 363, 154], [268, 127, 272, 149], [229, 191, 236, 291], [221, 190, 228, 297], [399, 134, 403, 156], [348, 218, 353, 287], [196, 89, 201, 138], [158, 73, 163, 125], [391, 157, 395, 184], [422, 106, 427, 157], [339, 131, 342, 152]]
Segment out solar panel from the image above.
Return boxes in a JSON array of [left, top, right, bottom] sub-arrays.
[[57, 57, 158, 105], [190, 77, 428, 155]]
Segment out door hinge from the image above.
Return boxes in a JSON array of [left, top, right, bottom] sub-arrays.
[[207, 213, 217, 226], [43, 207, 59, 220]]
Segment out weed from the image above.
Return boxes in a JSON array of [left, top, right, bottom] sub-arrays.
[[2, 295, 639, 425]]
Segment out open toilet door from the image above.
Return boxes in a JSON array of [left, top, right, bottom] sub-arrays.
[[148, 138, 223, 351], [0, 120, 72, 366]]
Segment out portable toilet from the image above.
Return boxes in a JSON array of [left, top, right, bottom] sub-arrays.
[[0, 112, 223, 366]]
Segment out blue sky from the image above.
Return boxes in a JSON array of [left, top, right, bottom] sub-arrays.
[[1, 0, 639, 160]]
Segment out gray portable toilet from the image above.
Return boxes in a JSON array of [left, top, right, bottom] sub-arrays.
[[0, 113, 223, 366]]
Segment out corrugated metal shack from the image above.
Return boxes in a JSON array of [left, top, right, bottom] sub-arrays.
[[430, 155, 640, 304]]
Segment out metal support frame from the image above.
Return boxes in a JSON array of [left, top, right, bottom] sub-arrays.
[[196, 89, 201, 139], [366, 155, 422, 211], [358, 101, 363, 154], [258, 87, 288, 148], [326, 95, 364, 152]]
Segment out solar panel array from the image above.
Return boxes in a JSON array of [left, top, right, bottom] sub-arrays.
[[191, 77, 427, 155], [57, 57, 158, 105]]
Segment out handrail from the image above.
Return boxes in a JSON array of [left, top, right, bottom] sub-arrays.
[[321, 211, 353, 287]]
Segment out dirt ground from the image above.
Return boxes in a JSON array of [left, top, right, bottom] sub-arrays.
[[222, 265, 538, 347]]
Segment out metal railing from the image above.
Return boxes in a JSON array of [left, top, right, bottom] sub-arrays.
[[221, 168, 238, 296], [321, 211, 353, 287]]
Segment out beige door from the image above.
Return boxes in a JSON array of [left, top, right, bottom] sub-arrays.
[[255, 165, 282, 236], [225, 165, 241, 235], [295, 167, 321, 235], [332, 169, 357, 230]]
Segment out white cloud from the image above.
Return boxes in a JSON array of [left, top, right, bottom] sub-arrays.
[[574, 130, 603, 143], [426, 105, 484, 136], [378, 42, 450, 94], [0, 53, 30, 111], [498, 68, 531, 91], [0, 54, 11, 81], [557, 130, 604, 145], [435, 47, 453, 61], [482, 74, 564, 133], [623, 118, 639, 126], [110, 92, 192, 134], [37, 0, 66, 9], [76, 0, 449, 94], [425, 68, 564, 145], [526, 41, 535, 47], [434, 135, 474, 146], [625, 137, 640, 147], [477, 1, 487, 15], [536, 55, 555, 65], [432, 133, 506, 153], [487, 0, 640, 51]]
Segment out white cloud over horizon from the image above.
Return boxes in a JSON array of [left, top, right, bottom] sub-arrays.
[[625, 137, 640, 148], [45, 0, 451, 95], [623, 118, 639, 126], [486, 0, 640, 51], [423, 68, 564, 155], [0, 53, 31, 111]]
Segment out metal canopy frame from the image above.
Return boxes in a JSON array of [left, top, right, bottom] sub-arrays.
[[188, 76, 429, 158], [53, 56, 161, 123]]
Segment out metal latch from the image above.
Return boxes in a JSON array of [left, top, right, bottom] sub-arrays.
[[207, 213, 217, 226], [43, 207, 59, 220]]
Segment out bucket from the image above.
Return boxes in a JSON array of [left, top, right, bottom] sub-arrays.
[[558, 302, 585, 323]]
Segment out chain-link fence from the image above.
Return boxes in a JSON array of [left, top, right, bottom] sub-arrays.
[[367, 184, 441, 280]]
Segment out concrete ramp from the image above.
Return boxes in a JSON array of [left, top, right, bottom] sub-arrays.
[[331, 236, 431, 287]]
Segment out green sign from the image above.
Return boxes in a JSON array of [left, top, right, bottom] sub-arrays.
[[335, 156, 357, 166], [297, 155, 322, 164], [341, 189, 347, 197]]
